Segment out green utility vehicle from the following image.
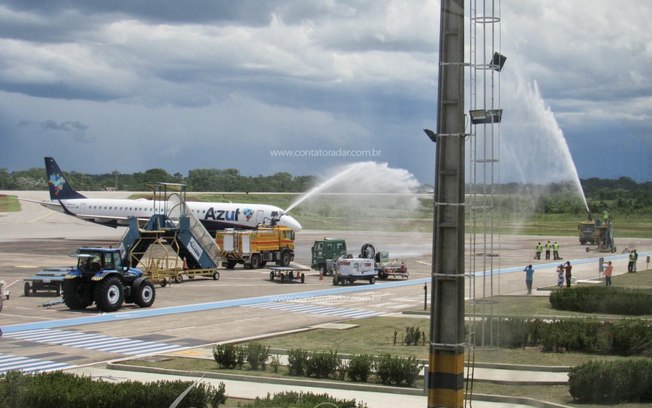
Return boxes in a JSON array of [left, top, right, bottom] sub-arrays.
[[311, 238, 347, 276]]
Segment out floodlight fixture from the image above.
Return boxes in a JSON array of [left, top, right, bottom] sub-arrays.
[[491, 52, 507, 72], [423, 128, 437, 143], [469, 109, 502, 125]]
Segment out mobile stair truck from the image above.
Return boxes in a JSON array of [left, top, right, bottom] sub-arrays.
[[119, 183, 221, 286], [215, 226, 295, 269]]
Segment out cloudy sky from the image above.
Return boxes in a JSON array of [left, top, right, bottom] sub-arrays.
[[0, 0, 650, 186]]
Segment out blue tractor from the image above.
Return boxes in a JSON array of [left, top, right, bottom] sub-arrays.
[[62, 247, 155, 312]]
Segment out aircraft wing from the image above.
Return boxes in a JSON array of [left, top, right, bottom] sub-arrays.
[[17, 198, 62, 212]]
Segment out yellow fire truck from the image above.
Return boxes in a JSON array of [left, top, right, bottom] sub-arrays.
[[215, 226, 295, 269]]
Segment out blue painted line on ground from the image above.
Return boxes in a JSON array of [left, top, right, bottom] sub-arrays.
[[2, 251, 648, 335]]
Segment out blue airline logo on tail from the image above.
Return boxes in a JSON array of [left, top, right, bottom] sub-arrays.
[[48, 173, 66, 197]]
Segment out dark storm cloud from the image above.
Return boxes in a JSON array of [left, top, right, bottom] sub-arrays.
[[0, 0, 277, 25]]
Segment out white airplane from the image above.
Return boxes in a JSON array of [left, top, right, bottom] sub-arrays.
[[36, 157, 302, 232]]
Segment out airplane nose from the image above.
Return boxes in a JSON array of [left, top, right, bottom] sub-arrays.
[[280, 215, 302, 232]]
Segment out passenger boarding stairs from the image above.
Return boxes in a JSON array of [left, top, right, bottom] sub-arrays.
[[120, 212, 220, 271]]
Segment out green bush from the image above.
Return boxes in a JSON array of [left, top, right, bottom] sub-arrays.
[[611, 319, 652, 356], [550, 286, 652, 315], [287, 348, 309, 376], [346, 354, 375, 382], [243, 391, 367, 408], [375, 354, 422, 386], [0, 370, 226, 408], [474, 317, 652, 356], [306, 350, 341, 379], [245, 343, 270, 371], [269, 355, 281, 373], [404, 326, 425, 346], [569, 359, 652, 403], [213, 344, 239, 369]]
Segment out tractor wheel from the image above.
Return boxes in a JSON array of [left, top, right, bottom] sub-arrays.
[[300, 273, 305, 284], [332, 276, 338, 286], [24, 282, 30, 297], [94, 276, 125, 313], [62, 279, 93, 310], [135, 280, 156, 308], [250, 254, 262, 269], [280, 251, 292, 267], [369, 276, 376, 285], [270, 271, 275, 281]]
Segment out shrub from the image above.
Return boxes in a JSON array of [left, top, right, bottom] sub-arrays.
[[569, 359, 652, 403], [611, 319, 652, 356], [346, 354, 375, 382], [236, 346, 246, 370], [243, 391, 367, 408], [0, 370, 227, 408], [550, 286, 652, 315], [269, 355, 281, 373], [287, 348, 309, 376], [306, 350, 341, 379], [213, 344, 239, 369], [375, 354, 422, 386], [245, 343, 270, 371], [472, 317, 652, 356], [404, 326, 424, 346]]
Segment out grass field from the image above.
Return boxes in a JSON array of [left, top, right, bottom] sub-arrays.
[[0, 194, 19, 212]]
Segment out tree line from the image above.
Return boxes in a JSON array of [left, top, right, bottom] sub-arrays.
[[0, 167, 316, 193]]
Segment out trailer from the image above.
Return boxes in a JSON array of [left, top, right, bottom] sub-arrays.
[[23, 267, 73, 297], [140, 254, 220, 287], [268, 266, 308, 283], [216, 226, 295, 269], [375, 252, 408, 280]]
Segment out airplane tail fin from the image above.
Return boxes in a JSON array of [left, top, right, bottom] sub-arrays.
[[44, 157, 86, 200]]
